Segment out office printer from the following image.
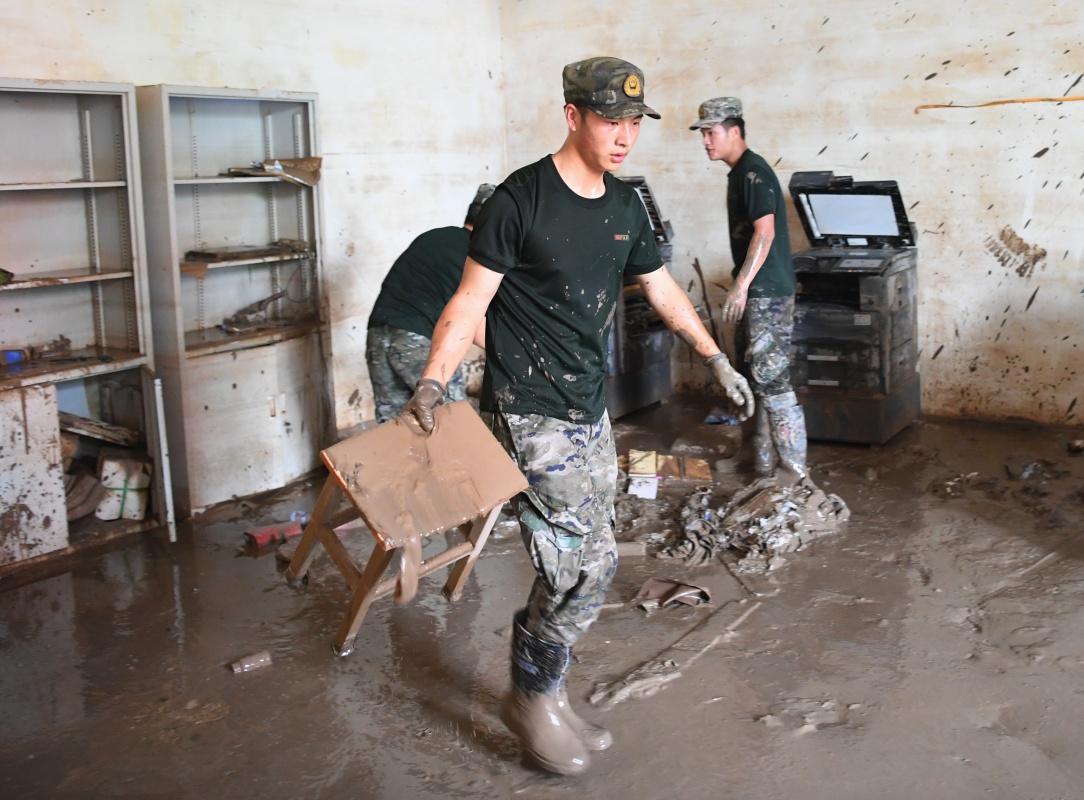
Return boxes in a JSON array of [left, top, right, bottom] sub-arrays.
[[788, 171, 920, 444]]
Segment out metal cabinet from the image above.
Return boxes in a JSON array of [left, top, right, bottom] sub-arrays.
[[135, 86, 330, 518], [0, 79, 174, 569]]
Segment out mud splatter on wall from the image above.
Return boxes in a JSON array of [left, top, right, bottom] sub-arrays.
[[984, 226, 1048, 278], [0, 1, 1079, 428], [498, 1, 1082, 425]]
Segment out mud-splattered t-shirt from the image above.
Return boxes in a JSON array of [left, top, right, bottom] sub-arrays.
[[468, 156, 663, 422], [726, 148, 796, 299], [367, 225, 470, 337]]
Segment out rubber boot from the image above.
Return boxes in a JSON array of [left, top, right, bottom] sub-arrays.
[[765, 391, 808, 480], [556, 681, 612, 752], [501, 610, 591, 775], [751, 404, 776, 477]]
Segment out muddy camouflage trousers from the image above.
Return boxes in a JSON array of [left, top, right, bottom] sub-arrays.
[[366, 325, 467, 423], [487, 411, 619, 648], [736, 296, 808, 473], [737, 296, 796, 399]]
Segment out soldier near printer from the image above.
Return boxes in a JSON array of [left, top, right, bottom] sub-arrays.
[[399, 58, 754, 776], [691, 96, 808, 477], [364, 183, 495, 422]]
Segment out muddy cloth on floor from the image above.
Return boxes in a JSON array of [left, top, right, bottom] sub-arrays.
[[659, 477, 849, 571]]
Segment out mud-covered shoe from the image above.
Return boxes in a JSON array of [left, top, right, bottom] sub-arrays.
[[501, 689, 591, 775], [506, 609, 592, 775], [556, 685, 612, 751]]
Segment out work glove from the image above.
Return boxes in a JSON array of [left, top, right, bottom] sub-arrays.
[[705, 353, 755, 421], [400, 378, 445, 433]]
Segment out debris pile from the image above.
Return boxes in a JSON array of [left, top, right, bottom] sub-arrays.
[[659, 476, 850, 572]]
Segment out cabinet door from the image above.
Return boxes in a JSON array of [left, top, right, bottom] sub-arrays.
[[183, 347, 280, 510], [0, 385, 68, 564], [273, 333, 325, 483]]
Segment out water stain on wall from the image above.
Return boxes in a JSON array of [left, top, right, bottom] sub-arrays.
[[984, 226, 1047, 278]]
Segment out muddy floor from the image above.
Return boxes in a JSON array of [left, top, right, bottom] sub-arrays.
[[2, 398, 1084, 800]]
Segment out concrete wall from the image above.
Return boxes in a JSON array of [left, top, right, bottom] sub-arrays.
[[3, 0, 1080, 429], [0, 0, 507, 431], [498, 0, 1083, 425]]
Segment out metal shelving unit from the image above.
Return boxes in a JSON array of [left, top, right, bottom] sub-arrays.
[[136, 85, 330, 518], [0, 78, 175, 571]]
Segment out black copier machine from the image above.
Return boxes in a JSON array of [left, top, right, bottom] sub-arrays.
[[788, 171, 920, 444]]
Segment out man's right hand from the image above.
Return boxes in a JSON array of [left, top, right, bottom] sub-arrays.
[[705, 353, 755, 421], [400, 378, 445, 433]]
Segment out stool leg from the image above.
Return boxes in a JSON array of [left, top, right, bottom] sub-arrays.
[[443, 504, 503, 602], [333, 545, 396, 657], [286, 478, 341, 583]]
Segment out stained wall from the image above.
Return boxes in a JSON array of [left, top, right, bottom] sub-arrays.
[[497, 0, 1083, 425], [2, 0, 1080, 429]]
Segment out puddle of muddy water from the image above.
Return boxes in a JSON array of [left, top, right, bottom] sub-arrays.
[[2, 402, 1084, 799]]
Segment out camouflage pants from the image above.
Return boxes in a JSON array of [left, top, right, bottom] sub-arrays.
[[736, 296, 807, 472], [736, 296, 796, 399], [365, 325, 467, 423], [487, 411, 618, 648]]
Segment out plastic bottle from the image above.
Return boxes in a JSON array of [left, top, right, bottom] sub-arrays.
[[231, 650, 272, 673]]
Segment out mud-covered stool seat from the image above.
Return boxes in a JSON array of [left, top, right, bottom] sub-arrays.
[[285, 401, 527, 656]]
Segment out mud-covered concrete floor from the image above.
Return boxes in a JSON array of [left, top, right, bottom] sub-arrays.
[[3, 398, 1084, 800]]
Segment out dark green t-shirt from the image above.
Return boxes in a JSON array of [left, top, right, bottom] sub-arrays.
[[727, 149, 796, 299], [468, 156, 663, 422], [367, 225, 470, 337]]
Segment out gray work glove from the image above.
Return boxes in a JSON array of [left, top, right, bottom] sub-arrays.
[[705, 353, 755, 421], [400, 378, 445, 433]]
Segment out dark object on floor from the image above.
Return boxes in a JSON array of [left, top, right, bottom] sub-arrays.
[[1068, 439, 1084, 456], [704, 408, 741, 425], [1005, 453, 1066, 481]]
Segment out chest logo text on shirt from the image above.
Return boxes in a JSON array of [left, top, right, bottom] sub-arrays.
[[614, 234, 629, 241]]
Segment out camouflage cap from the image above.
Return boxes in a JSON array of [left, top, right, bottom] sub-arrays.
[[689, 96, 743, 130], [562, 57, 661, 120], [472, 183, 497, 205]]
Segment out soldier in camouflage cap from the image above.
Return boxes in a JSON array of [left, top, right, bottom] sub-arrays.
[[689, 96, 743, 129], [562, 56, 661, 119], [400, 59, 753, 776], [692, 93, 808, 480]]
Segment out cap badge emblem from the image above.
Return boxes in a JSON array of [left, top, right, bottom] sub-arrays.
[[622, 74, 642, 97]]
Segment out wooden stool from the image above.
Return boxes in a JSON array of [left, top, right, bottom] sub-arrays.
[[285, 402, 527, 656]]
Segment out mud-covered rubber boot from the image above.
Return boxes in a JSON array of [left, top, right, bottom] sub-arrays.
[[751, 404, 776, 477], [556, 681, 612, 751], [501, 610, 591, 775], [765, 391, 808, 480]]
